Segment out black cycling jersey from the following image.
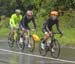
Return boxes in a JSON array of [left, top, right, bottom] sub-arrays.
[[42, 17, 61, 33], [20, 16, 36, 29]]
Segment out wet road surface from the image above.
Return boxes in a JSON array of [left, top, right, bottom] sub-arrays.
[[0, 38, 75, 64]]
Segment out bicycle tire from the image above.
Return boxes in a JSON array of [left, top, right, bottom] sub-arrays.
[[39, 39, 48, 56], [50, 39, 60, 58], [8, 33, 14, 48], [28, 35, 35, 52], [16, 35, 25, 52]]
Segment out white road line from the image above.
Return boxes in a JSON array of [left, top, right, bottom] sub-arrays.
[[62, 46, 75, 49], [0, 48, 75, 63]]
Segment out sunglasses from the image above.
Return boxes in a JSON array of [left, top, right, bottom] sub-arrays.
[[27, 15, 32, 17]]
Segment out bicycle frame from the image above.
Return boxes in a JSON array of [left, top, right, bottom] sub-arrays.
[[39, 32, 62, 57], [13, 28, 20, 40]]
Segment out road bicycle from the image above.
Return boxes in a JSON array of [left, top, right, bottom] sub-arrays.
[[8, 28, 19, 48], [16, 29, 36, 52], [39, 33, 63, 58]]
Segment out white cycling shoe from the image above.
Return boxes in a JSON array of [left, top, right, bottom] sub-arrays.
[[41, 43, 45, 50], [51, 48, 55, 53], [28, 44, 31, 48], [20, 37, 23, 43]]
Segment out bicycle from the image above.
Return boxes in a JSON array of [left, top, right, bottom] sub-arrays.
[[39, 33, 63, 58], [8, 28, 19, 48], [16, 29, 36, 52]]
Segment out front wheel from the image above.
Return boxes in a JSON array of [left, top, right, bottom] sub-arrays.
[[8, 33, 14, 48], [16, 36, 25, 52], [28, 35, 35, 52], [39, 39, 48, 56], [50, 39, 60, 58]]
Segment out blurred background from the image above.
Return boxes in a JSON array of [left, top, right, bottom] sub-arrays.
[[0, 0, 75, 46]]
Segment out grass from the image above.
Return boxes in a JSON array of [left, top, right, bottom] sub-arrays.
[[59, 28, 75, 46], [0, 27, 10, 38]]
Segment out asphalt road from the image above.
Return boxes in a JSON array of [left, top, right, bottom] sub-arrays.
[[0, 38, 75, 64]]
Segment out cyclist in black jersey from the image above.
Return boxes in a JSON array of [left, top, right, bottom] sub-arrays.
[[19, 10, 37, 48], [42, 11, 63, 50], [19, 10, 36, 33]]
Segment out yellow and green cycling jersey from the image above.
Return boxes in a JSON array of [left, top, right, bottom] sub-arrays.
[[9, 13, 22, 28]]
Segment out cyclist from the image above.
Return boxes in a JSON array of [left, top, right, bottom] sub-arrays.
[[42, 11, 63, 51], [19, 10, 37, 47], [9, 9, 22, 39]]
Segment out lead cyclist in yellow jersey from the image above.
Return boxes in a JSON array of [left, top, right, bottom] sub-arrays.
[[9, 9, 22, 38]]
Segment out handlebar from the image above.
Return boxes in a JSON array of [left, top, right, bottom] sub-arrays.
[[53, 32, 63, 38]]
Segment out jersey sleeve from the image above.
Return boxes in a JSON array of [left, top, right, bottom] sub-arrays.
[[20, 15, 22, 21], [43, 18, 49, 29], [56, 19, 62, 33], [32, 17, 36, 29]]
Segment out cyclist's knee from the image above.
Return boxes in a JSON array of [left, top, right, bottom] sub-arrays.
[[44, 32, 49, 40]]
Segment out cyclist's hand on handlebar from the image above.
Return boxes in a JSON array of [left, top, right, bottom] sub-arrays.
[[49, 31, 53, 36]]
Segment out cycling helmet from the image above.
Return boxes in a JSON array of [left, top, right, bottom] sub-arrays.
[[51, 11, 58, 16], [15, 9, 21, 13]]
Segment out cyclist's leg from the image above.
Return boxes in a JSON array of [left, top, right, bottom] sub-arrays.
[[10, 26, 16, 39], [25, 27, 31, 48], [22, 27, 31, 48], [19, 25, 30, 44], [49, 32, 55, 52], [19, 25, 26, 37], [43, 30, 55, 52], [25, 26, 30, 36], [42, 28, 50, 43], [40, 29, 49, 49], [23, 27, 30, 37]]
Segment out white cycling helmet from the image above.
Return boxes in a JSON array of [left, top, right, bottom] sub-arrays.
[[15, 9, 21, 13]]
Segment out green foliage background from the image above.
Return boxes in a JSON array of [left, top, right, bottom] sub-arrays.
[[0, 0, 75, 46]]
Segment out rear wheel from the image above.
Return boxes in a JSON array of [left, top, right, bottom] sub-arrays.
[[50, 39, 60, 58]]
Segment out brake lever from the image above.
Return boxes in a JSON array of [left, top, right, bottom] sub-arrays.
[[53, 32, 63, 38]]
